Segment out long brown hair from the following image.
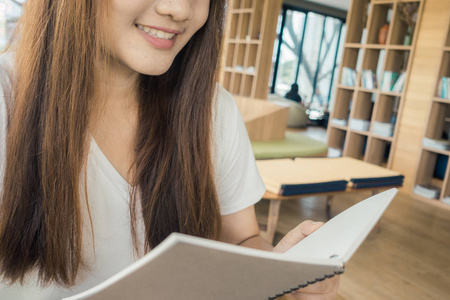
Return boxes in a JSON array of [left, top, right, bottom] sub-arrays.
[[0, 0, 225, 287]]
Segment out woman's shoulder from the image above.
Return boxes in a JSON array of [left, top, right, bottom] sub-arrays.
[[213, 84, 242, 125]]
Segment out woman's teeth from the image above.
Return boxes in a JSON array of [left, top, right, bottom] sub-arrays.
[[136, 24, 176, 40]]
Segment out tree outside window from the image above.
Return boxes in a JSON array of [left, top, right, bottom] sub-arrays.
[[271, 6, 345, 112]]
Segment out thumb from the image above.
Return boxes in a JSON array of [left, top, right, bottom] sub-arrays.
[[273, 220, 324, 253]]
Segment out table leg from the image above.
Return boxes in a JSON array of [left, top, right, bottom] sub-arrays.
[[266, 199, 282, 245], [326, 195, 333, 220]]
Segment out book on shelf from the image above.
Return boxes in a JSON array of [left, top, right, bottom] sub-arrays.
[[391, 72, 406, 93], [341, 67, 357, 87], [380, 71, 399, 92], [331, 118, 348, 127], [349, 118, 370, 132], [328, 147, 343, 158], [361, 69, 377, 90], [422, 137, 450, 151], [443, 196, 450, 205], [413, 184, 441, 199], [371, 121, 394, 137], [255, 159, 348, 196], [293, 157, 404, 189], [63, 189, 398, 300], [438, 77, 450, 99]]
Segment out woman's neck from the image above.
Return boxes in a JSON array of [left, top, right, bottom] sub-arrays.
[[90, 61, 141, 184]]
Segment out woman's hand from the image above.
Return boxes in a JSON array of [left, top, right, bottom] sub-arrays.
[[273, 220, 340, 300], [220, 208, 340, 299]]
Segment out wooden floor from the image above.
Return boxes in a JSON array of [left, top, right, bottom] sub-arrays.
[[255, 188, 450, 300], [255, 127, 450, 299]]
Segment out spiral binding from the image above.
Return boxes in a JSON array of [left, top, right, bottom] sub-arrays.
[[266, 269, 345, 300]]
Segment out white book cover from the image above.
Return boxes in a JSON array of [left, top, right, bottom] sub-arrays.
[[63, 189, 397, 300]]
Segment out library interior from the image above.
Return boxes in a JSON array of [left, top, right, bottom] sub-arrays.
[[1, 0, 450, 299]]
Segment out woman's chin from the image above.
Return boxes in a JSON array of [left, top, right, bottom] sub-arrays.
[[134, 63, 172, 77]]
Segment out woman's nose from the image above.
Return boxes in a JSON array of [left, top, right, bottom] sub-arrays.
[[155, 0, 194, 22]]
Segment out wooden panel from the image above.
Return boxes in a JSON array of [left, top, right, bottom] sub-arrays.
[[391, 0, 450, 193]]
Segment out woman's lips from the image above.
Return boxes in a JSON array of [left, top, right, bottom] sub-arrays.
[[135, 24, 179, 50]]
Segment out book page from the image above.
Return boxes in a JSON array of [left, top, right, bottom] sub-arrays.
[[64, 234, 342, 300], [283, 188, 397, 262], [63, 189, 396, 300]]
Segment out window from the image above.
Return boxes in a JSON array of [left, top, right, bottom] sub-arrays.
[[270, 5, 345, 111]]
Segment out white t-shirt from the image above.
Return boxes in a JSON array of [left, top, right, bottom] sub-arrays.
[[0, 65, 266, 299]]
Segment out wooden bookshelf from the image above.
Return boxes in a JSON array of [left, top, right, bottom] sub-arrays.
[[327, 0, 424, 168], [220, 0, 282, 99], [412, 17, 450, 208]]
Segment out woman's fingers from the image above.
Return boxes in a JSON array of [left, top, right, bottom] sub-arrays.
[[273, 220, 324, 253], [278, 275, 340, 299], [290, 275, 340, 299]]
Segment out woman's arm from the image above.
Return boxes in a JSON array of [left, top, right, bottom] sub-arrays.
[[219, 205, 340, 300]]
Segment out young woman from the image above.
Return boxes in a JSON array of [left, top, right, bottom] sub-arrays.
[[0, 0, 339, 299]]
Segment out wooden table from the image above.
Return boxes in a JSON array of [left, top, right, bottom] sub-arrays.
[[260, 186, 400, 244]]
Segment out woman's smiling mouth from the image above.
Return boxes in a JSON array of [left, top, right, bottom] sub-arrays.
[[136, 24, 176, 40], [135, 24, 182, 50]]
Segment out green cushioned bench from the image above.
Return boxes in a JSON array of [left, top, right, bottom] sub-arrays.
[[251, 131, 328, 160]]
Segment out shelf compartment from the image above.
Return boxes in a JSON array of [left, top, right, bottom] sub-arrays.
[[435, 51, 450, 99], [360, 48, 385, 89], [229, 14, 240, 40], [243, 0, 254, 9], [237, 13, 252, 40], [345, 0, 371, 44], [332, 88, 354, 121], [415, 150, 447, 200], [340, 48, 364, 87], [384, 49, 410, 73], [245, 44, 258, 71], [366, 137, 391, 166], [373, 94, 399, 124], [390, 2, 420, 46], [425, 102, 450, 140], [234, 44, 246, 70], [327, 127, 347, 151], [345, 132, 368, 160], [380, 49, 408, 92], [366, 2, 393, 45], [231, 73, 242, 94], [250, 1, 264, 40], [352, 90, 375, 122]]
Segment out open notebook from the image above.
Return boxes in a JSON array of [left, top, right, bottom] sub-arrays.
[[64, 188, 397, 300]]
